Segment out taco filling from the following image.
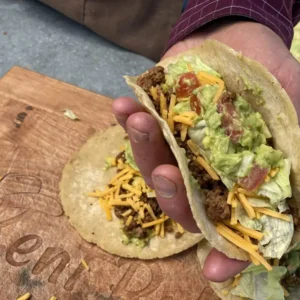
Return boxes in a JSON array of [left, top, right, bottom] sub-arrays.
[[136, 57, 299, 269], [222, 243, 300, 300], [88, 140, 185, 248]]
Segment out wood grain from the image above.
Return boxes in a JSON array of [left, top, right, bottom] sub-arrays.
[[0, 66, 219, 300]]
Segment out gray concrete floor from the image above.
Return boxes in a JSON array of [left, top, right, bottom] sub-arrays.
[[0, 0, 154, 99]]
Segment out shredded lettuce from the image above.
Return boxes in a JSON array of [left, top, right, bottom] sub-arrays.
[[124, 141, 139, 171], [231, 265, 287, 300], [236, 151, 255, 177], [165, 56, 221, 87], [257, 159, 292, 207], [236, 203, 262, 231], [188, 119, 207, 148], [259, 215, 294, 259]]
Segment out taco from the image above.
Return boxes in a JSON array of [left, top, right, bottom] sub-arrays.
[[59, 124, 202, 259], [125, 39, 300, 268], [197, 236, 300, 300]]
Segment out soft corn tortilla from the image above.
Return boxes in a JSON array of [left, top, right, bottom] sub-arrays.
[[125, 39, 300, 261], [59, 124, 203, 259]]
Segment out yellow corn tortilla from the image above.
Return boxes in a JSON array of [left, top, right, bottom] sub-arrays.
[[59, 124, 203, 259], [125, 39, 300, 261]]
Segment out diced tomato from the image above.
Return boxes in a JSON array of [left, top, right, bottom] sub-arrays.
[[176, 72, 200, 98], [239, 165, 269, 191], [190, 95, 201, 114], [217, 93, 243, 143]]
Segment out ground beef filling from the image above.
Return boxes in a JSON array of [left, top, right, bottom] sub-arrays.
[[114, 194, 162, 239], [178, 139, 231, 221], [136, 66, 165, 94], [137, 68, 231, 223]]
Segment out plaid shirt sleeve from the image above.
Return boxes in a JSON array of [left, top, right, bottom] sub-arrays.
[[167, 0, 300, 50], [293, 1, 300, 24]]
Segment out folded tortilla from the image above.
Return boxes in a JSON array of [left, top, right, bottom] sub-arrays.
[[125, 40, 300, 263], [59, 124, 202, 259]]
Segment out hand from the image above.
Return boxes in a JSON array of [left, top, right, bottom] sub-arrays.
[[113, 20, 300, 282]]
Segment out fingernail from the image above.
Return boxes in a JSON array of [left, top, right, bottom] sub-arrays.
[[128, 126, 149, 143], [152, 176, 176, 198]]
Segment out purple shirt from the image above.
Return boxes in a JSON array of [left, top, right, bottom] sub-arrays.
[[167, 0, 300, 50]]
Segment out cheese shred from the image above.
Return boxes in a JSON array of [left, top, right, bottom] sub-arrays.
[[173, 115, 194, 126], [237, 193, 256, 219], [254, 208, 291, 222], [142, 216, 169, 228], [217, 223, 272, 271], [224, 221, 263, 241], [180, 124, 188, 141], [187, 139, 200, 156], [125, 215, 133, 226], [81, 258, 90, 271], [196, 156, 220, 180], [17, 293, 31, 300]]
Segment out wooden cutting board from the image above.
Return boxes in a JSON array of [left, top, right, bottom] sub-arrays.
[[0, 66, 219, 300]]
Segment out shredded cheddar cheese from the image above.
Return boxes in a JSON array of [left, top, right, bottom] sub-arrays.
[[160, 220, 165, 238], [146, 204, 157, 220], [50, 297, 57, 300], [162, 109, 168, 123], [155, 223, 161, 235], [197, 72, 224, 103], [160, 93, 167, 116], [119, 193, 134, 199], [81, 258, 90, 271], [254, 208, 291, 222], [237, 188, 267, 198], [122, 184, 142, 197], [173, 115, 194, 126], [218, 223, 258, 251], [231, 196, 238, 208], [125, 215, 133, 226], [17, 293, 31, 300], [270, 168, 280, 177], [230, 206, 238, 225], [265, 175, 271, 183], [180, 124, 188, 141], [150, 86, 158, 100], [180, 111, 198, 118], [224, 221, 263, 241], [187, 139, 200, 156], [176, 222, 185, 234], [237, 193, 256, 219], [139, 206, 145, 219], [110, 168, 132, 183], [167, 94, 176, 133], [142, 216, 169, 228], [217, 223, 272, 271], [196, 156, 220, 180], [104, 203, 112, 221], [256, 211, 261, 219], [122, 209, 133, 217], [109, 200, 131, 207], [231, 274, 241, 288], [244, 234, 260, 266], [187, 64, 193, 72]]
